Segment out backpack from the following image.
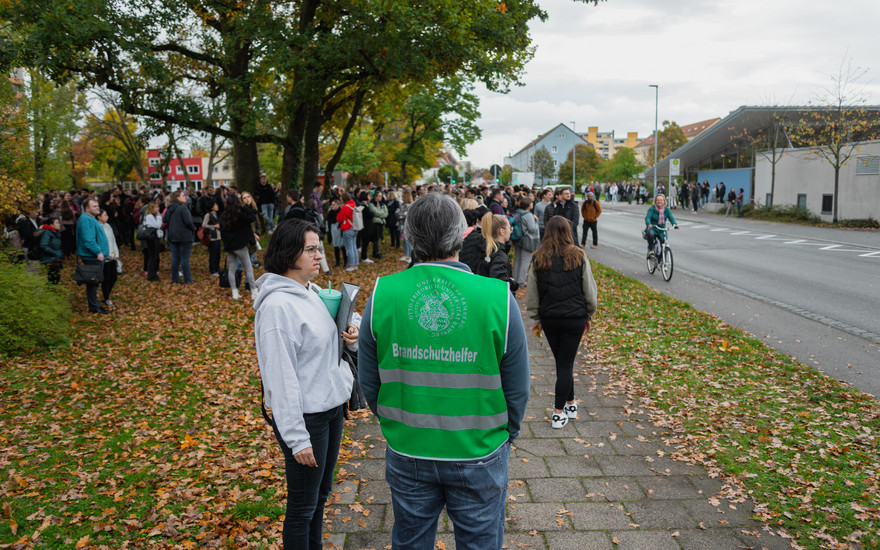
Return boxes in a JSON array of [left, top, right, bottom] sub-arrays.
[[507, 212, 523, 242], [305, 208, 325, 237], [351, 206, 365, 231]]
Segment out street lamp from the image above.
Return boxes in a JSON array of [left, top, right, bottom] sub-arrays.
[[570, 121, 576, 195], [649, 84, 659, 196]]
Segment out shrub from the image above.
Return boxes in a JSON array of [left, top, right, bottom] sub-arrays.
[[0, 257, 72, 356], [747, 204, 823, 224], [835, 217, 880, 229]]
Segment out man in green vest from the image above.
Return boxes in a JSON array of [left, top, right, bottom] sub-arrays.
[[358, 192, 530, 550]]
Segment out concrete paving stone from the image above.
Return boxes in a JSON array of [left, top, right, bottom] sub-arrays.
[[624, 500, 699, 529], [347, 422, 383, 441], [608, 530, 682, 550], [560, 437, 618, 456], [546, 455, 603, 478], [364, 442, 385, 459], [341, 532, 390, 550], [673, 527, 763, 550], [687, 474, 725, 497], [507, 502, 576, 531], [345, 459, 386, 482], [581, 477, 646, 502], [586, 406, 627, 421], [502, 532, 549, 550], [508, 455, 551, 479], [324, 533, 346, 550], [636, 475, 703, 500], [595, 455, 659, 477], [513, 437, 568, 458], [737, 528, 794, 550], [544, 531, 612, 550], [332, 480, 360, 505], [565, 502, 634, 531], [609, 436, 669, 456], [357, 479, 392, 505], [680, 498, 756, 527], [529, 420, 582, 439], [572, 421, 625, 438], [646, 455, 705, 476], [325, 503, 386, 533], [526, 478, 586, 503]]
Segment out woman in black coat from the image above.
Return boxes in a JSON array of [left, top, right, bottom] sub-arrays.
[[459, 209, 485, 274], [479, 211, 518, 293], [220, 195, 258, 300]]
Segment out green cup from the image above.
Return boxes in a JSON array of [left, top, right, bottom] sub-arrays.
[[318, 287, 342, 319]]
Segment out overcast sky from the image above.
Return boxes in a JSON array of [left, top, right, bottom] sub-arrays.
[[464, 0, 880, 168]]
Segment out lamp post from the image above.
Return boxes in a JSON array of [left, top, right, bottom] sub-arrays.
[[570, 121, 576, 195], [649, 84, 659, 196]]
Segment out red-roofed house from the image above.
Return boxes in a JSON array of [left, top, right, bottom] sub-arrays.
[[635, 118, 720, 165]]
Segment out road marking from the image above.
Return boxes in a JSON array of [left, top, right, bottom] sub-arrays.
[[859, 251, 880, 257], [819, 244, 872, 253], [729, 231, 753, 235], [710, 228, 730, 232]]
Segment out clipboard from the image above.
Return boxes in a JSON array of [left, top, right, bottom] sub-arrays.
[[336, 281, 360, 363]]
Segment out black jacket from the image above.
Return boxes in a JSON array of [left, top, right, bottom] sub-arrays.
[[459, 229, 486, 274], [535, 256, 587, 319], [163, 202, 196, 243], [485, 245, 518, 293], [221, 207, 256, 251]]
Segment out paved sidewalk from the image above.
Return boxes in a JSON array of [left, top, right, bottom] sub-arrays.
[[324, 324, 791, 549]]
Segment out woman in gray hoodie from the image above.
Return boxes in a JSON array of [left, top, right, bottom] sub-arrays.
[[253, 218, 358, 549]]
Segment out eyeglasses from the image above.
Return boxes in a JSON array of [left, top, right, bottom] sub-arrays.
[[303, 246, 320, 258]]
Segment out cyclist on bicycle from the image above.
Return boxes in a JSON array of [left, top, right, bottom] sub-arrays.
[[645, 194, 678, 259]]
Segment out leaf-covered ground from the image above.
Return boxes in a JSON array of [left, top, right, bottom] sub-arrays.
[[1, 243, 878, 549]]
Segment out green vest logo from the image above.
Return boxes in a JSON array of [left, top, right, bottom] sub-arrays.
[[408, 277, 468, 337]]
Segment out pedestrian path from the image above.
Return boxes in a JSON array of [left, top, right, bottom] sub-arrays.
[[324, 319, 790, 549]]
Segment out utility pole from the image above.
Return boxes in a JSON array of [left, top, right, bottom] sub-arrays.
[[649, 84, 659, 196]]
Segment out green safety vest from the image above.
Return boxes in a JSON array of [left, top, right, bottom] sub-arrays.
[[372, 263, 510, 460]]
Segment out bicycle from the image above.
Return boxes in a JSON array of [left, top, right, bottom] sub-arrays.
[[645, 225, 675, 281]]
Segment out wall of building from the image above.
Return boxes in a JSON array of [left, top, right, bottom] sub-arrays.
[[754, 141, 880, 221], [697, 168, 753, 203]]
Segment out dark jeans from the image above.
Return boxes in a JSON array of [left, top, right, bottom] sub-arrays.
[[645, 227, 665, 254], [47, 263, 61, 285], [389, 223, 400, 248], [82, 259, 102, 312], [146, 237, 160, 281], [102, 260, 118, 301], [542, 316, 587, 410], [581, 221, 597, 246], [169, 240, 193, 283], [361, 227, 381, 259], [272, 405, 344, 550], [208, 240, 222, 274]]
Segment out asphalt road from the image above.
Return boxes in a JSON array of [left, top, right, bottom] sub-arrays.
[[577, 200, 880, 398]]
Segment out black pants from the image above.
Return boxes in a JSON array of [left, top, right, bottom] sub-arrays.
[[542, 316, 587, 410], [271, 405, 344, 550], [102, 260, 118, 301], [82, 259, 102, 312], [47, 263, 61, 285], [581, 221, 597, 246], [389, 223, 400, 248], [208, 240, 222, 274], [146, 237, 160, 281], [361, 227, 381, 259]]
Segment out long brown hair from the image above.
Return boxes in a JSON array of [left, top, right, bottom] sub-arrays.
[[532, 216, 585, 272]]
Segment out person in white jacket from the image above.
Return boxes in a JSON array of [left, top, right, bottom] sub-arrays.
[[98, 209, 120, 307], [253, 218, 358, 549]]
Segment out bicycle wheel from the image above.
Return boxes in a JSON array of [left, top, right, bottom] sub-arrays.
[[646, 252, 657, 274], [661, 247, 674, 281]]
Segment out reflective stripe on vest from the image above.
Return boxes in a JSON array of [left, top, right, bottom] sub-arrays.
[[372, 263, 510, 460]]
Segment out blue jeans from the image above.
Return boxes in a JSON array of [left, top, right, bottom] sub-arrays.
[[385, 442, 510, 550], [342, 229, 359, 267], [169, 241, 193, 283], [272, 405, 344, 550], [262, 203, 276, 232]]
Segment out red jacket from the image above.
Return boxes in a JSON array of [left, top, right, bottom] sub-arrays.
[[338, 199, 356, 231]]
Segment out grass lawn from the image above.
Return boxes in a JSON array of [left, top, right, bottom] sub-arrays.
[[1, 240, 877, 549]]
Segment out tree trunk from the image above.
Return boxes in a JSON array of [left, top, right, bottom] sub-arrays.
[[323, 90, 366, 188], [301, 105, 322, 201], [280, 103, 307, 202], [832, 166, 839, 224]]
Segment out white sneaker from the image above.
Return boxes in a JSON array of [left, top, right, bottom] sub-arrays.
[[104, 299, 114, 307], [398, 256, 409, 262], [363, 258, 374, 263], [231, 288, 241, 300], [345, 266, 358, 272], [564, 402, 578, 419], [551, 412, 568, 429]]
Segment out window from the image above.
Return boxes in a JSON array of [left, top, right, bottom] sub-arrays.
[[187, 165, 199, 174], [149, 158, 160, 166], [558, 133, 565, 139], [150, 172, 161, 180], [553, 160, 558, 168], [855, 155, 880, 175], [796, 194, 807, 210], [192, 180, 202, 190], [765, 193, 773, 207], [821, 194, 833, 214], [551, 145, 558, 153], [175, 166, 183, 175]]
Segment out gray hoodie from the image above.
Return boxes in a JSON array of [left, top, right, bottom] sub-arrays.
[[253, 273, 354, 453]]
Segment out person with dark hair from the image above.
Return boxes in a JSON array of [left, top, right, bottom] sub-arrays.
[[458, 209, 485, 273], [512, 196, 540, 287], [163, 190, 196, 284], [580, 192, 602, 248], [221, 195, 257, 300], [526, 216, 597, 429], [357, 192, 530, 550], [75, 197, 110, 314], [98, 209, 120, 307], [142, 202, 164, 282], [256, 174, 278, 233], [202, 201, 222, 276], [254, 218, 358, 550], [39, 217, 64, 284], [283, 189, 306, 221], [544, 187, 578, 244], [337, 191, 359, 272]]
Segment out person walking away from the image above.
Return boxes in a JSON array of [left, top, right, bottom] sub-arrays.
[[98, 209, 120, 307], [386, 191, 401, 249], [690, 181, 701, 213], [459, 208, 486, 274], [512, 197, 540, 287], [75, 197, 110, 314], [579, 192, 602, 248], [253, 219, 359, 550], [163, 190, 196, 284], [220, 195, 258, 300], [142, 202, 164, 282], [256, 174, 277, 233], [480, 212, 518, 293], [39, 217, 64, 285], [365, 191, 388, 260], [644, 194, 678, 259], [357, 192, 530, 550], [336, 191, 359, 272], [59, 199, 77, 258], [526, 216, 597, 429], [534, 187, 552, 240], [326, 199, 346, 268], [203, 201, 222, 276]]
